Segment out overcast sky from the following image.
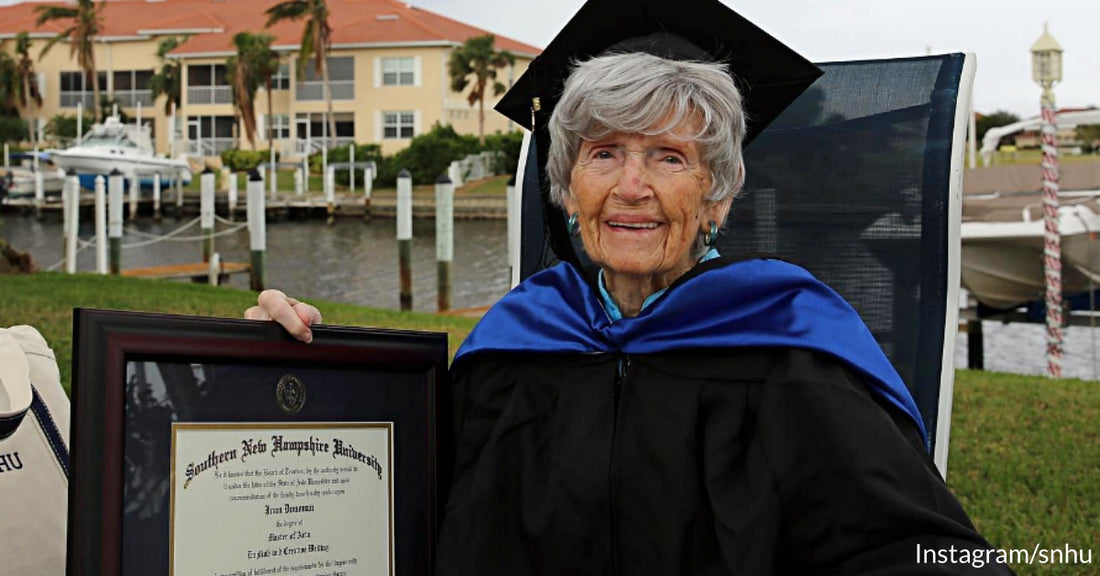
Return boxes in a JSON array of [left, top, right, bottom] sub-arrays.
[[412, 0, 1098, 119], [1, 0, 1095, 119]]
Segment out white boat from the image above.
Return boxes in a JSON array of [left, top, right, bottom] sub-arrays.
[[961, 163, 1100, 309], [48, 116, 191, 189], [1, 153, 64, 198]]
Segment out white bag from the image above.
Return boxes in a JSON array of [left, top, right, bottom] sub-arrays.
[[0, 325, 70, 575]]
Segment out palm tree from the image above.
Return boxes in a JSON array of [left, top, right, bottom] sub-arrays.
[[449, 35, 514, 145], [149, 36, 187, 115], [150, 36, 187, 155], [14, 32, 43, 144], [226, 32, 278, 151], [36, 0, 104, 121], [265, 0, 336, 147], [0, 44, 21, 116]]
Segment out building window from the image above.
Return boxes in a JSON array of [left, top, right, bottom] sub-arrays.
[[296, 56, 354, 101], [293, 112, 354, 155], [59, 71, 107, 108], [383, 111, 415, 139], [269, 64, 290, 91], [186, 64, 231, 105], [187, 115, 236, 155], [381, 57, 415, 86], [266, 114, 290, 140], [113, 70, 154, 108]]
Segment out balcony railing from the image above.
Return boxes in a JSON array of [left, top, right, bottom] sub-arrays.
[[187, 86, 232, 105], [115, 91, 155, 108], [187, 138, 236, 156], [294, 137, 355, 156], [295, 80, 354, 101], [60, 92, 96, 108]]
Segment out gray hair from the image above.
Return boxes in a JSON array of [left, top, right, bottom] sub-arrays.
[[547, 52, 747, 208]]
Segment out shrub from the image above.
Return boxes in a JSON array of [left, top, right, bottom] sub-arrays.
[[0, 116, 27, 143], [482, 130, 525, 175], [390, 124, 480, 185], [45, 113, 94, 140], [220, 149, 271, 172]]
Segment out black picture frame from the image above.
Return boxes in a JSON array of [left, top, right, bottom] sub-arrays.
[[68, 308, 450, 576]]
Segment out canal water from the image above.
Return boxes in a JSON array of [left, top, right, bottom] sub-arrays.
[[3, 213, 1098, 380], [0, 214, 511, 314]]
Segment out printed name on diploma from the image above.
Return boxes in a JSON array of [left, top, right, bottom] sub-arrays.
[[183, 434, 384, 488]]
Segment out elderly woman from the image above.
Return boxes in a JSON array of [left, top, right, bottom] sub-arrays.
[[249, 4, 1011, 575]]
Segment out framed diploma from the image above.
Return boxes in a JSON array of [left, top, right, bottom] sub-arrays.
[[68, 309, 450, 576]]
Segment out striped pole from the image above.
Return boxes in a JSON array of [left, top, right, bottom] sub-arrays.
[[1040, 92, 1063, 378]]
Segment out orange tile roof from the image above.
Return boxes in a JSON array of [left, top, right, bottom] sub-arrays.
[[0, 0, 542, 57]]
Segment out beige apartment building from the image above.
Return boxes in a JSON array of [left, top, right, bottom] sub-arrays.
[[0, 0, 538, 158]]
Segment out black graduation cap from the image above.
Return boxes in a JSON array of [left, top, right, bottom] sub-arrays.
[[497, 0, 823, 269], [496, 0, 823, 145]]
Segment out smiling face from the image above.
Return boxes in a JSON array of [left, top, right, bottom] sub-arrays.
[[564, 115, 733, 294]]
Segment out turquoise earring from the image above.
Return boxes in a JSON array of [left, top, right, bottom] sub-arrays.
[[568, 213, 580, 237], [704, 221, 719, 246]]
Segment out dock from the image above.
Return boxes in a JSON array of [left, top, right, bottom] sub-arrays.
[[121, 261, 251, 282], [1, 189, 507, 220]]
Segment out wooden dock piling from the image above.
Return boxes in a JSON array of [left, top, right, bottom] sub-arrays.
[[397, 169, 413, 311]]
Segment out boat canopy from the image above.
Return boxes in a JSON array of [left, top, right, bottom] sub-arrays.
[[81, 117, 155, 153]]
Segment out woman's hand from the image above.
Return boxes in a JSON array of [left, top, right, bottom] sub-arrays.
[[244, 289, 323, 343]]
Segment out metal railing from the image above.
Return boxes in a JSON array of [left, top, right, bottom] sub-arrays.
[[187, 86, 232, 105], [60, 93, 96, 108], [293, 137, 355, 156], [295, 80, 354, 101], [187, 138, 236, 156], [115, 91, 155, 108]]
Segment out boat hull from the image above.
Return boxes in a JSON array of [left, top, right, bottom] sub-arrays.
[[961, 204, 1100, 309], [50, 151, 191, 188]]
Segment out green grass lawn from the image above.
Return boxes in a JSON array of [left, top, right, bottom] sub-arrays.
[[0, 272, 477, 392], [458, 174, 511, 196], [948, 371, 1098, 574], [0, 271, 1096, 574]]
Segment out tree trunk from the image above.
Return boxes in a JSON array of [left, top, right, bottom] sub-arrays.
[[89, 54, 102, 122], [322, 56, 337, 152], [24, 86, 35, 146], [479, 93, 485, 146]]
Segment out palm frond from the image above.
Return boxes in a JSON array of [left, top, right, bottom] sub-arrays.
[[38, 27, 74, 60], [264, 0, 310, 27], [297, 22, 316, 79], [34, 5, 78, 25]]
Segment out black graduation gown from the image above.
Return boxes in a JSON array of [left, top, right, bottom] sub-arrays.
[[435, 261, 1013, 575], [437, 352, 1016, 576]]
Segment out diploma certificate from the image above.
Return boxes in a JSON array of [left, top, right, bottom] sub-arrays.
[[171, 423, 394, 576]]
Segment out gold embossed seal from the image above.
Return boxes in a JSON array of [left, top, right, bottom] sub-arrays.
[[276, 374, 306, 415]]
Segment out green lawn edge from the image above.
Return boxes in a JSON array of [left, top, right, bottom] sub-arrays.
[[0, 272, 478, 393]]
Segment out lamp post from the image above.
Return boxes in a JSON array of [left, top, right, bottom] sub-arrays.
[[1031, 22, 1064, 378]]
